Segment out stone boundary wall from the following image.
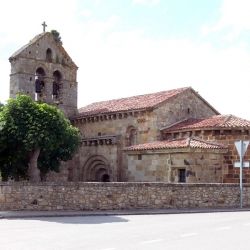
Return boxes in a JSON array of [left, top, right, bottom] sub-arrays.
[[0, 182, 249, 211]]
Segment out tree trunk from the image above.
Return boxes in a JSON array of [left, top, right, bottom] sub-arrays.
[[28, 148, 41, 182]]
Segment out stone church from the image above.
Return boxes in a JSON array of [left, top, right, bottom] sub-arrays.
[[9, 31, 250, 183]]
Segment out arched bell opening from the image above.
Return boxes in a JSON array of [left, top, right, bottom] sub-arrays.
[[35, 67, 46, 101], [52, 70, 62, 101]]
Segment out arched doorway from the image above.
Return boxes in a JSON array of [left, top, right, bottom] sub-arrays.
[[83, 155, 112, 182]]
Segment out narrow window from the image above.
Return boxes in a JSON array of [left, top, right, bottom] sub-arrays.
[[178, 169, 186, 183], [138, 154, 142, 160], [46, 48, 52, 62], [126, 126, 137, 146]]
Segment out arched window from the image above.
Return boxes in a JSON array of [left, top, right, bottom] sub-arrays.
[[126, 126, 137, 146], [52, 70, 62, 100], [35, 67, 45, 94], [46, 48, 52, 62]]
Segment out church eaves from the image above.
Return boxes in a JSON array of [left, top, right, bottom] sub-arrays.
[[124, 137, 228, 151]]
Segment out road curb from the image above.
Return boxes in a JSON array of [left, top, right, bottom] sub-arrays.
[[1, 208, 250, 219]]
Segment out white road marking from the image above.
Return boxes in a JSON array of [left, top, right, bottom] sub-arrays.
[[140, 239, 164, 244], [215, 226, 231, 231], [98, 248, 116, 250], [180, 232, 198, 238]]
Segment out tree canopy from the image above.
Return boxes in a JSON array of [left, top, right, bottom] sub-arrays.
[[51, 30, 62, 44], [0, 95, 80, 181]]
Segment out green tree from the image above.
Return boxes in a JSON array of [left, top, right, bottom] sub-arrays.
[[51, 30, 62, 44], [0, 103, 4, 114], [0, 95, 80, 182]]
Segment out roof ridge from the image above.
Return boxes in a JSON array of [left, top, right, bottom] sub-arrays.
[[163, 114, 250, 132], [190, 136, 227, 147], [80, 87, 190, 107], [150, 87, 191, 110], [77, 87, 190, 117], [223, 114, 232, 124], [160, 118, 190, 131], [124, 137, 228, 151], [10, 32, 47, 59]]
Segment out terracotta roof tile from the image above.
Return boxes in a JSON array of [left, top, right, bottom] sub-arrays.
[[164, 115, 250, 132], [78, 87, 189, 116], [125, 137, 227, 151]]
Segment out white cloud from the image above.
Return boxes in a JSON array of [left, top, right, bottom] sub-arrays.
[[81, 9, 93, 18], [1, 0, 250, 120], [0, 59, 10, 103], [203, 0, 250, 40], [75, 28, 250, 119], [133, 0, 160, 6]]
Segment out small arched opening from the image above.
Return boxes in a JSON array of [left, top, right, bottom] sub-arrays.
[[52, 70, 62, 100], [46, 48, 52, 62]]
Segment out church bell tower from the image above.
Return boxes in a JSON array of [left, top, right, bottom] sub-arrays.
[[9, 25, 78, 118]]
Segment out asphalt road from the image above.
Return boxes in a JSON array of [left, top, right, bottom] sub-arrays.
[[1, 211, 250, 250]]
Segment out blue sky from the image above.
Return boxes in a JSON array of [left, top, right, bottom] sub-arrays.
[[1, 0, 250, 119]]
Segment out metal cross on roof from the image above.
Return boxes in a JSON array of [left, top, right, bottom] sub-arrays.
[[42, 21, 47, 32]]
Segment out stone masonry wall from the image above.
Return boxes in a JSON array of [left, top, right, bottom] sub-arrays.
[[127, 151, 224, 183], [170, 130, 250, 183], [0, 182, 249, 211], [70, 89, 219, 182], [155, 89, 218, 135], [9, 33, 78, 117], [163, 128, 250, 183], [75, 111, 156, 182], [77, 110, 155, 145], [201, 131, 250, 183]]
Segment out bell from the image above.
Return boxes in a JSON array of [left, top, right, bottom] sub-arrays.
[[35, 79, 41, 93]]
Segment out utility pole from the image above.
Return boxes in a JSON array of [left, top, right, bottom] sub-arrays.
[[234, 140, 249, 208]]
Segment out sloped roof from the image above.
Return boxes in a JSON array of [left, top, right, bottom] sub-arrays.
[[163, 115, 250, 132], [9, 32, 77, 68], [78, 87, 194, 117], [10, 33, 45, 59], [125, 137, 227, 151]]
